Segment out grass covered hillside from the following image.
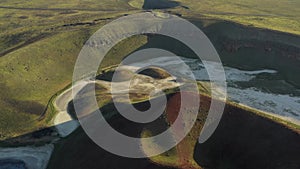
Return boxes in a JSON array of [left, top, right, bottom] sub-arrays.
[[0, 0, 148, 139], [129, 0, 300, 35], [0, 31, 147, 139]]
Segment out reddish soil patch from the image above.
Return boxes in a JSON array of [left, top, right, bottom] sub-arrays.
[[165, 92, 208, 169]]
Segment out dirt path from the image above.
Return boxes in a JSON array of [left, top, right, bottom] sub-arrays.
[[53, 81, 89, 137]]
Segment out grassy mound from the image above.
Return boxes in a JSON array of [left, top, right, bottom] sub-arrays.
[[96, 69, 134, 82], [138, 67, 172, 79]]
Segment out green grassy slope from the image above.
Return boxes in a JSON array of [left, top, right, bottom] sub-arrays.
[[129, 0, 300, 35], [0, 30, 87, 138], [0, 31, 147, 139], [0, 0, 147, 139]]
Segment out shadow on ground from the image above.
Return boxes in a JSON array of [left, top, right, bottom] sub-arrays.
[[194, 101, 300, 169]]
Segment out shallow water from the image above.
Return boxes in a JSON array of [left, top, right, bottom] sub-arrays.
[[0, 160, 26, 169], [0, 144, 53, 169]]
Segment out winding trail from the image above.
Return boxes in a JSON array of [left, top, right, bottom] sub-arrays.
[[53, 81, 88, 137]]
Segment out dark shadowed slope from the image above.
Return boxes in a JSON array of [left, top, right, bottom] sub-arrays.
[[194, 98, 300, 169]]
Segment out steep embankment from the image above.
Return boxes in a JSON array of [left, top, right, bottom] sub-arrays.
[[194, 97, 300, 169]]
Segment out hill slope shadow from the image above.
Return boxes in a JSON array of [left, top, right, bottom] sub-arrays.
[[193, 102, 300, 169]]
